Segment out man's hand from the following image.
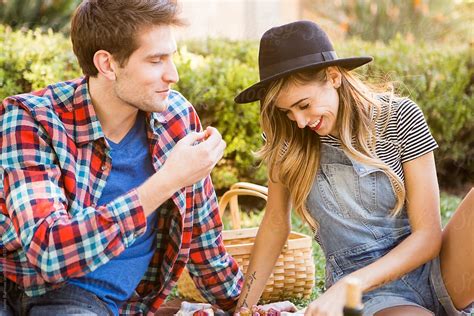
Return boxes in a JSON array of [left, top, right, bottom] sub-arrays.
[[162, 126, 226, 188], [137, 126, 226, 217]]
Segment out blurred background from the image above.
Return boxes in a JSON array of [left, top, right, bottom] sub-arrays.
[[1, 0, 472, 42]]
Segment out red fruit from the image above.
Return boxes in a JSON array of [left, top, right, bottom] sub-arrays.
[[266, 308, 280, 316], [193, 310, 209, 316]]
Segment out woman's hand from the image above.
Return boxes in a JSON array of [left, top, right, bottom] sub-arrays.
[[304, 280, 347, 316]]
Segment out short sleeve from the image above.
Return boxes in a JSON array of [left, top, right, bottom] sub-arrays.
[[396, 99, 438, 163]]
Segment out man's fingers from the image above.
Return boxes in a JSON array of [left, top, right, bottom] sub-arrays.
[[213, 140, 226, 161], [180, 131, 207, 145], [201, 126, 222, 146]]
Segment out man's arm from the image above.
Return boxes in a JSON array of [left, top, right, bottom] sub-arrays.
[[1, 101, 223, 284], [186, 174, 243, 311]]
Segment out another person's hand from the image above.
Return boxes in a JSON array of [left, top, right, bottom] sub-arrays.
[[162, 126, 226, 188], [304, 280, 346, 316]]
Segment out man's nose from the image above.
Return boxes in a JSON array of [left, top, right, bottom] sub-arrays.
[[164, 60, 179, 84]]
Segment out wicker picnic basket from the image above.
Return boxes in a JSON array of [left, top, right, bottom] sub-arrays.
[[177, 182, 315, 302]]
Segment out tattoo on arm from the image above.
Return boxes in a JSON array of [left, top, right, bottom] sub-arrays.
[[241, 271, 257, 308]]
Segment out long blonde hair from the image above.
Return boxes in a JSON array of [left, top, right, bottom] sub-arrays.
[[256, 66, 405, 231]]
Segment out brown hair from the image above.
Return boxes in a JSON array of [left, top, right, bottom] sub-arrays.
[[71, 0, 185, 76]]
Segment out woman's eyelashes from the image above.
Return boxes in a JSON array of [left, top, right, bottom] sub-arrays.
[[299, 103, 309, 110], [279, 103, 310, 115]]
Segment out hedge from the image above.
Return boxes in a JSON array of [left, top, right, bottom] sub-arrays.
[[1, 25, 472, 192]]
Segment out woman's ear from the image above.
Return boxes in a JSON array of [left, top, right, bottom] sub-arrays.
[[93, 50, 117, 81], [326, 67, 342, 89]]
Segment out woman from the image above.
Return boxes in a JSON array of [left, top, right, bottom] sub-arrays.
[[233, 20, 473, 316]]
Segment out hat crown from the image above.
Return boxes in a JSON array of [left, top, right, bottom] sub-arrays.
[[258, 20, 334, 74], [234, 20, 372, 103]]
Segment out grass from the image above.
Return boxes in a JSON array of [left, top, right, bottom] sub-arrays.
[[171, 191, 463, 308]]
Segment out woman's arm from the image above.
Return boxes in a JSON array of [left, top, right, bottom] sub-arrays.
[[349, 151, 442, 291], [305, 151, 442, 315], [235, 176, 292, 310]]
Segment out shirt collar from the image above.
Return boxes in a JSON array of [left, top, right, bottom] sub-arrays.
[[61, 77, 170, 145], [147, 111, 168, 131], [54, 76, 104, 146]]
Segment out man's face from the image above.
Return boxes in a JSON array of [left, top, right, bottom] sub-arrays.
[[113, 24, 179, 113]]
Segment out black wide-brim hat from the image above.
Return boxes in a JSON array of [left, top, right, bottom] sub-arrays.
[[234, 20, 373, 104]]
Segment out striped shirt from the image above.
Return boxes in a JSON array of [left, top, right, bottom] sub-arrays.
[[320, 96, 438, 180], [0, 77, 242, 315]]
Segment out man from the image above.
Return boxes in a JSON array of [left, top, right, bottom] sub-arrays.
[[0, 1, 242, 315]]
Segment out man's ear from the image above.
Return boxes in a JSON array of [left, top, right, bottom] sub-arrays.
[[93, 50, 117, 81], [326, 66, 342, 89]]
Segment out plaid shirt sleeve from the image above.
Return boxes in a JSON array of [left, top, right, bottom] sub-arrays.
[[184, 105, 243, 311], [187, 175, 243, 311], [1, 101, 147, 284]]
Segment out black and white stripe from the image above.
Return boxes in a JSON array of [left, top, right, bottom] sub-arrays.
[[320, 97, 438, 181]]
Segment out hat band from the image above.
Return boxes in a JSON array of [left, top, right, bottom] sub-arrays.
[[260, 50, 338, 80]]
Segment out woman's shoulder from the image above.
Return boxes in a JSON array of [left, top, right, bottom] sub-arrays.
[[374, 94, 426, 127]]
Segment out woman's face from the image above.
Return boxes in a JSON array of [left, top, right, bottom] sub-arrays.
[[274, 68, 341, 136]]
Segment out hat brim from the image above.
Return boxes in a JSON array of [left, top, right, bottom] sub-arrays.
[[234, 56, 373, 104]]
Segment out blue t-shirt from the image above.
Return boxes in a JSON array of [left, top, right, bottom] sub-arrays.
[[69, 111, 158, 315]]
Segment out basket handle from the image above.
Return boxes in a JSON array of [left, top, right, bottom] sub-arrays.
[[230, 182, 268, 195], [218, 182, 268, 230]]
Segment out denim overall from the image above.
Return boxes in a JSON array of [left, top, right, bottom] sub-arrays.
[[306, 143, 469, 316]]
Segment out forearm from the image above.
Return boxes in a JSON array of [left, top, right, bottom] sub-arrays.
[[349, 153, 443, 292], [7, 189, 147, 283], [236, 218, 291, 309], [5, 167, 180, 283], [349, 229, 442, 292], [187, 176, 243, 311]]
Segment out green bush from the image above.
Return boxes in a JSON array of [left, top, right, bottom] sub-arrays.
[[0, 25, 79, 97], [0, 26, 472, 191], [0, 0, 80, 32]]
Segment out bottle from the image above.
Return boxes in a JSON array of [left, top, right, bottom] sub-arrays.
[[343, 278, 364, 316]]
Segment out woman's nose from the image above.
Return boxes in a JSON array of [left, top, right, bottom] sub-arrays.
[[294, 112, 307, 129]]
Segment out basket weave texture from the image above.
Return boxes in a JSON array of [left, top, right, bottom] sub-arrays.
[[176, 182, 315, 302]]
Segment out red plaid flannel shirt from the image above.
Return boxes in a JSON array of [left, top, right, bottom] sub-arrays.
[[0, 77, 243, 315]]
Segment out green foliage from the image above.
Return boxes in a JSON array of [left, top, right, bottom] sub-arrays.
[[440, 191, 462, 227], [0, 0, 80, 32], [0, 25, 80, 98], [0, 27, 471, 191]]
